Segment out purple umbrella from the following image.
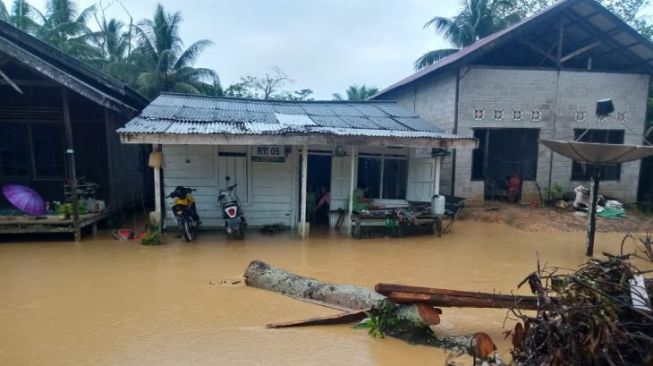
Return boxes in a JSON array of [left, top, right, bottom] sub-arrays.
[[2, 184, 46, 216]]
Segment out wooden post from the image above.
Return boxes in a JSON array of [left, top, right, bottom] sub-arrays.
[[153, 144, 162, 232], [62, 88, 80, 242], [586, 170, 600, 256], [347, 146, 357, 236], [434, 156, 441, 196], [299, 144, 308, 238]]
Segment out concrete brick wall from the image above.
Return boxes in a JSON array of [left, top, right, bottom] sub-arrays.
[[553, 71, 648, 201], [453, 67, 649, 202], [390, 72, 458, 195], [384, 67, 647, 202]]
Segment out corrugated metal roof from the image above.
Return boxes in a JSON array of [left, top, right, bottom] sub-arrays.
[[118, 93, 470, 141], [372, 0, 653, 99]]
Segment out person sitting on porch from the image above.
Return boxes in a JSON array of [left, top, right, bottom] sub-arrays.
[[353, 186, 377, 211], [505, 173, 521, 203], [313, 186, 331, 225]]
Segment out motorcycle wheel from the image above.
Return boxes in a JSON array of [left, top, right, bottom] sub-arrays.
[[183, 218, 195, 242]]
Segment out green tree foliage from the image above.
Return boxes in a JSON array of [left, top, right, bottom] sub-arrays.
[[0, 0, 43, 33], [416, 0, 521, 69], [130, 4, 220, 99], [0, 0, 221, 100], [332, 84, 380, 101], [36, 0, 100, 61]]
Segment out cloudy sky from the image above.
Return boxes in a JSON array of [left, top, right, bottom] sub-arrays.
[[4, 0, 460, 98]]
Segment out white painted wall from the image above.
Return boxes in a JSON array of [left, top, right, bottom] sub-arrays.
[[162, 144, 297, 229], [162, 144, 437, 231]]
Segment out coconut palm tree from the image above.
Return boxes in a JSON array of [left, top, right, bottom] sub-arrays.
[[37, 0, 100, 61], [332, 84, 380, 101], [0, 0, 43, 33], [415, 0, 520, 69], [132, 4, 220, 99]]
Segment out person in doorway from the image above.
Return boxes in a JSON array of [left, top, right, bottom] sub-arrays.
[[505, 173, 521, 203], [306, 185, 317, 222], [313, 186, 331, 225]]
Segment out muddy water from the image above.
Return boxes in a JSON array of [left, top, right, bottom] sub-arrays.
[[0, 222, 649, 366]]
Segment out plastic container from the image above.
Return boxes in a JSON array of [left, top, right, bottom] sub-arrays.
[[431, 195, 445, 215]]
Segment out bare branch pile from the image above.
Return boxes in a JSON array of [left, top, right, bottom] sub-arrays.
[[509, 245, 653, 365]]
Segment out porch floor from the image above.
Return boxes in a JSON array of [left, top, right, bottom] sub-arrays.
[[0, 211, 110, 236]]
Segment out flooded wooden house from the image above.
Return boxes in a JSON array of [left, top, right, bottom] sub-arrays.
[[372, 0, 653, 204], [0, 21, 149, 238], [118, 93, 475, 237]]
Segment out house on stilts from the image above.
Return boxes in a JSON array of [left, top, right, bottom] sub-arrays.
[[0, 20, 149, 239]]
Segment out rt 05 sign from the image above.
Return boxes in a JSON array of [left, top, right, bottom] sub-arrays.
[[252, 145, 285, 162]]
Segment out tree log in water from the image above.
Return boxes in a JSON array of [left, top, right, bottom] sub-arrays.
[[244, 260, 496, 358]]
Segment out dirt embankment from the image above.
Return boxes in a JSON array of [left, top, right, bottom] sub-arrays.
[[460, 202, 653, 232]]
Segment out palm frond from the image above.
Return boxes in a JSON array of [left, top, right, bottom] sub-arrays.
[[414, 48, 459, 69], [173, 39, 213, 71]]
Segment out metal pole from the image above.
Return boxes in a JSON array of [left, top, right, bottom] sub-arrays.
[[585, 170, 600, 256], [347, 146, 357, 236], [62, 88, 80, 242], [299, 144, 308, 238]]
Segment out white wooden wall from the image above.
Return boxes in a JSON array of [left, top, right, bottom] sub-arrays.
[[162, 144, 437, 231], [162, 145, 297, 229]]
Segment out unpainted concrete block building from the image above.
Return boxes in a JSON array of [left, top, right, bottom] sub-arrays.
[[374, 0, 653, 203]]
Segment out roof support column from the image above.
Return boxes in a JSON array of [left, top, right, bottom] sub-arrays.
[[152, 144, 162, 232], [434, 155, 441, 196], [347, 145, 357, 236], [62, 88, 80, 242], [299, 144, 309, 239], [556, 16, 565, 68]]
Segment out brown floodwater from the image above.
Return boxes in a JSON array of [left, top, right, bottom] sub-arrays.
[[0, 222, 650, 366]]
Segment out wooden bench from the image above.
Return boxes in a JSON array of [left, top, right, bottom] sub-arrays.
[[351, 211, 441, 239]]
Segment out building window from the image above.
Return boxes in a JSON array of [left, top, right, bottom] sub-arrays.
[[358, 155, 408, 199], [494, 109, 503, 120], [513, 110, 522, 121], [0, 123, 30, 178], [474, 109, 484, 120], [571, 129, 624, 181], [575, 111, 586, 122], [32, 124, 65, 178], [531, 110, 541, 122]]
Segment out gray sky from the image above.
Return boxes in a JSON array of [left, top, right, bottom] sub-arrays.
[[4, 0, 459, 98]]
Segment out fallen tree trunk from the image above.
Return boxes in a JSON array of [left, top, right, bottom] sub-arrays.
[[244, 260, 496, 358], [376, 283, 541, 310]]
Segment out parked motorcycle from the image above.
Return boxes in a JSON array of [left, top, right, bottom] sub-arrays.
[[168, 186, 200, 241], [218, 176, 246, 239]]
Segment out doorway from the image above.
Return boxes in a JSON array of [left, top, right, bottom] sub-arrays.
[[471, 128, 539, 202], [298, 153, 332, 228]]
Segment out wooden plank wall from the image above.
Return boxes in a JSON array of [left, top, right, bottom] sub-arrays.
[[162, 145, 298, 229]]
